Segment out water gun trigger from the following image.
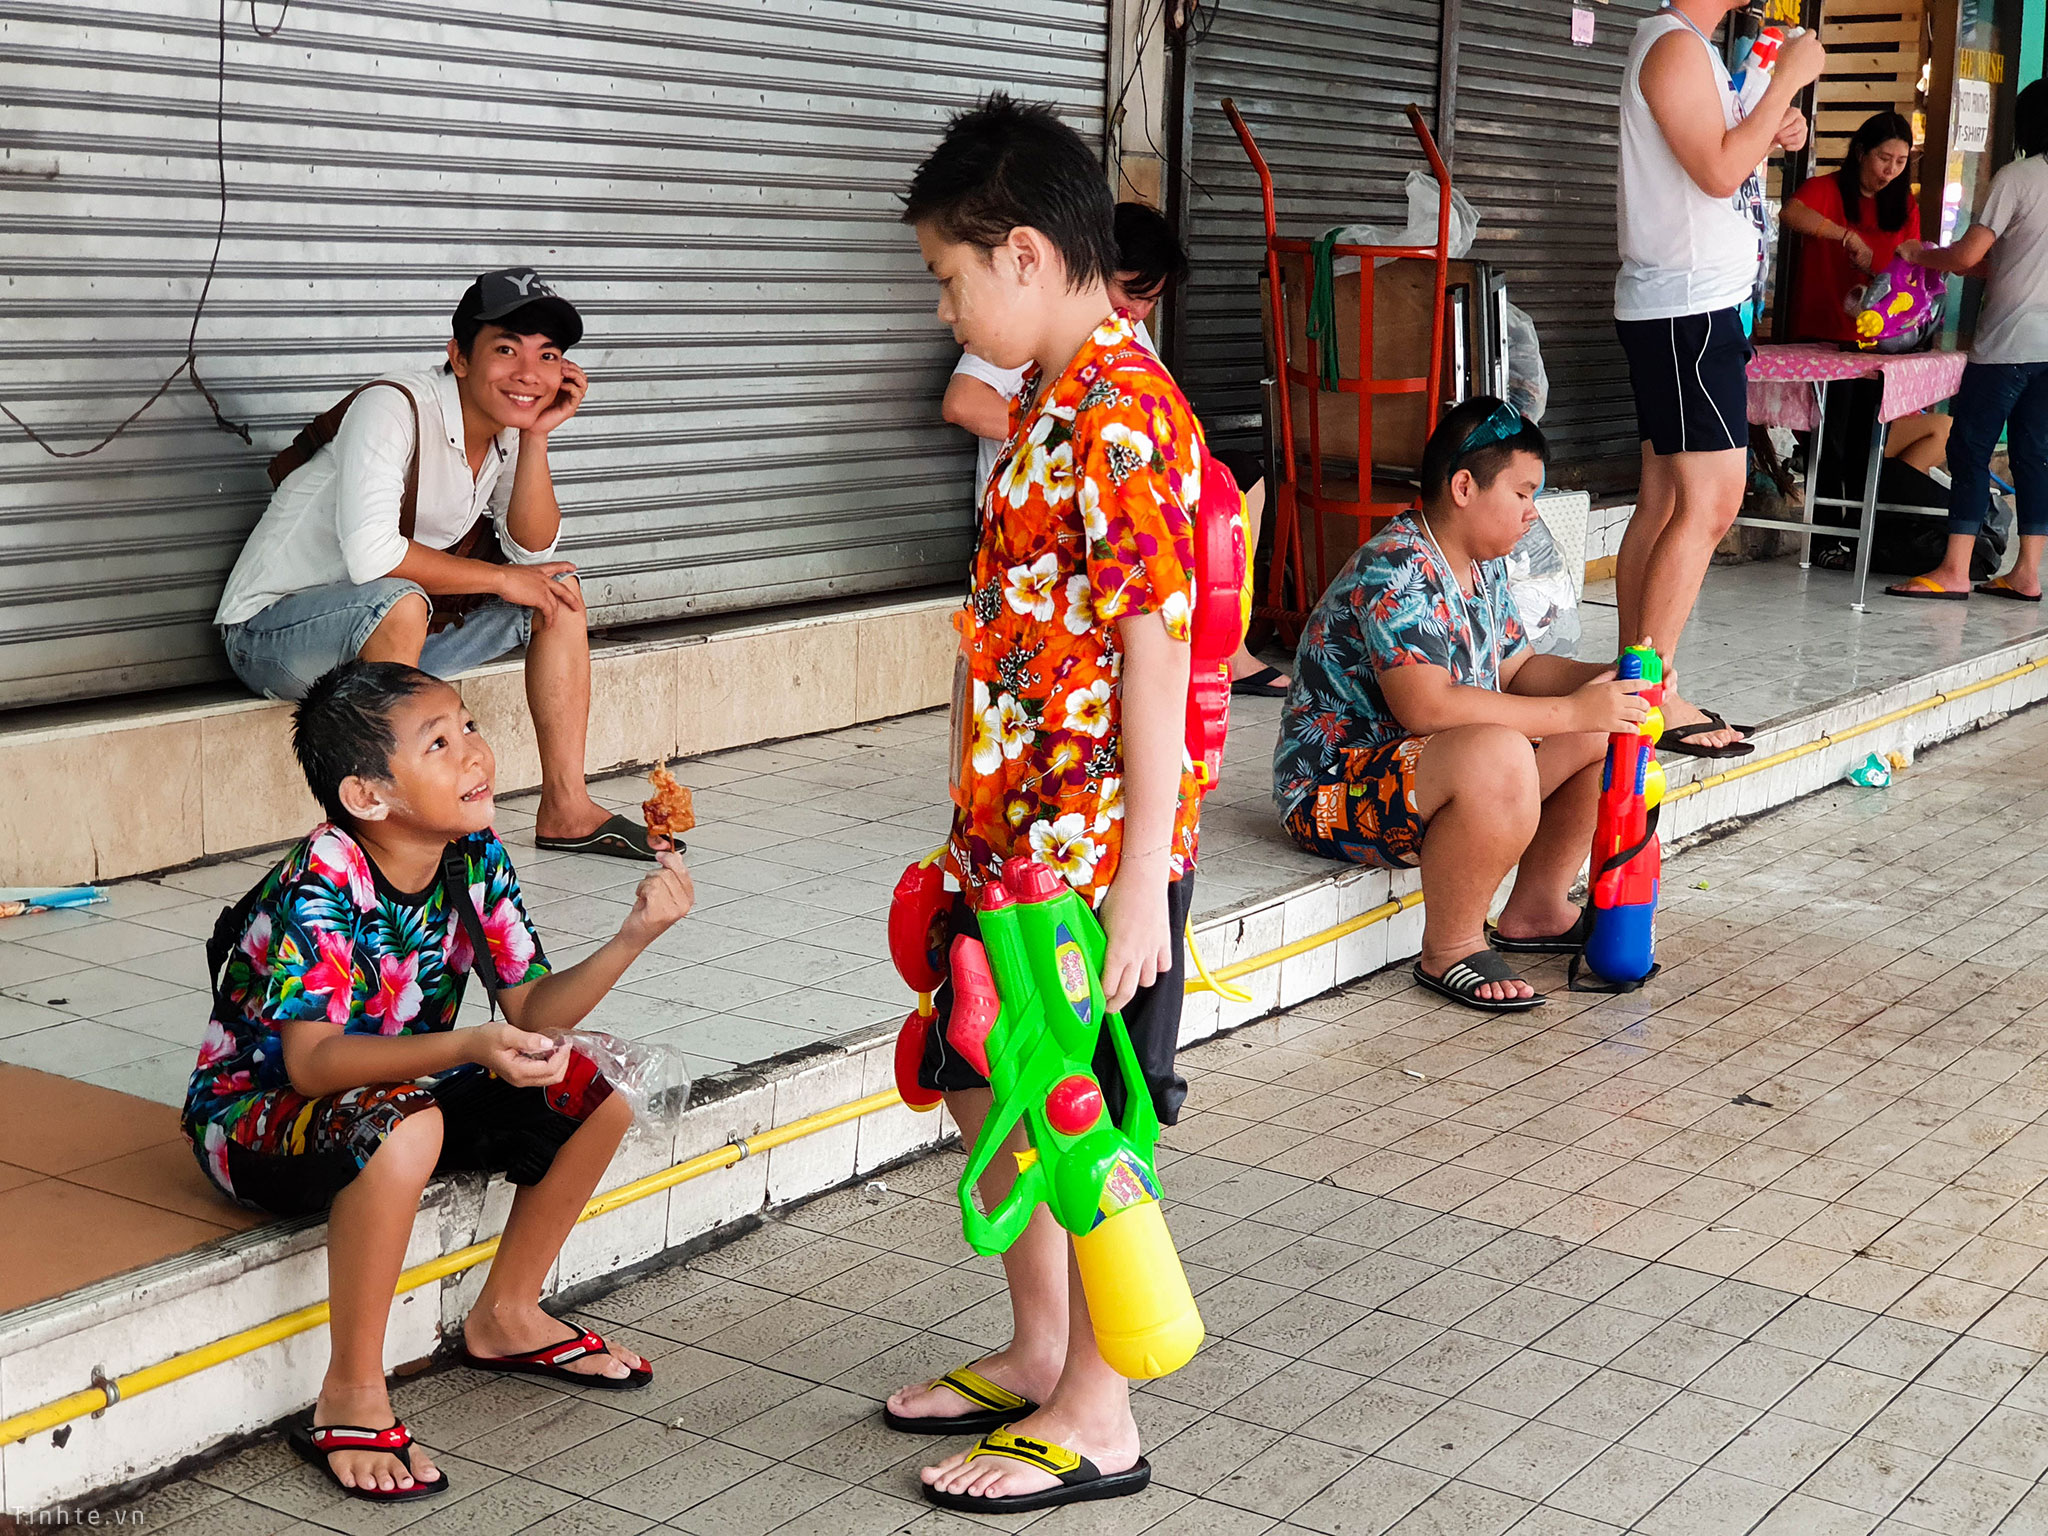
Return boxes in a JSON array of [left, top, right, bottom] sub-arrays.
[[948, 935, 1001, 1080]]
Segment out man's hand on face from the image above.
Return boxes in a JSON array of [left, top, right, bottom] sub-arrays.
[[527, 360, 588, 438]]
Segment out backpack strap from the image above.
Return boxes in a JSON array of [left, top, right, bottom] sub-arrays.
[[439, 841, 503, 1016], [206, 885, 270, 999], [266, 381, 423, 539]]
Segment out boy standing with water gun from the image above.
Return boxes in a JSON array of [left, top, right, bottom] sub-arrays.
[[883, 94, 1209, 1514]]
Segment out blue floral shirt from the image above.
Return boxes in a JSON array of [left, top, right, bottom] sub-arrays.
[[1273, 514, 1528, 818], [183, 825, 549, 1134]]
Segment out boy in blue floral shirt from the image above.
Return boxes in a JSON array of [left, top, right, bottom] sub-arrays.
[[184, 661, 693, 1503], [1275, 397, 1650, 1011]]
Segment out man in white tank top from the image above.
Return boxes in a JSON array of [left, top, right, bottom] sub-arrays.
[[1612, 2, 1823, 757]]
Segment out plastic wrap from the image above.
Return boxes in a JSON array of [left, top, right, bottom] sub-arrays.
[[1503, 302, 1549, 424], [1505, 518, 1580, 657], [1330, 169, 1479, 274], [572, 1029, 693, 1141]]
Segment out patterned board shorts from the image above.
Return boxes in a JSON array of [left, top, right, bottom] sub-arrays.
[[187, 1063, 613, 1217], [1282, 736, 1431, 869]]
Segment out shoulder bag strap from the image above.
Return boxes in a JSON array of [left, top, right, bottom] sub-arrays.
[[439, 842, 503, 1016]]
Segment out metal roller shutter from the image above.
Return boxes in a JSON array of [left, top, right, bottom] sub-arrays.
[[0, 0, 1108, 710], [1450, 0, 1662, 492], [1176, 0, 1443, 450]]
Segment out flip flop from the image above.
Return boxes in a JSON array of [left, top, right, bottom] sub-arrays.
[[1661, 711, 1755, 761], [1489, 908, 1591, 954], [883, 1365, 1039, 1435], [286, 1418, 449, 1503], [533, 812, 663, 862], [1884, 576, 1969, 601], [1412, 950, 1546, 1013], [921, 1427, 1152, 1514], [1974, 577, 2042, 603], [462, 1324, 653, 1390], [1230, 665, 1292, 699]]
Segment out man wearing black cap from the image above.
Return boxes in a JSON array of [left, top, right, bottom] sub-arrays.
[[215, 268, 656, 861]]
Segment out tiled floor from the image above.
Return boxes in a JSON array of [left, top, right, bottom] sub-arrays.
[[115, 699, 2048, 1533]]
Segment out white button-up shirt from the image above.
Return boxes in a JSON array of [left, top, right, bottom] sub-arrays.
[[215, 366, 559, 627]]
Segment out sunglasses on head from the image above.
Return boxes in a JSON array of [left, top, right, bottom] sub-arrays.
[[1450, 402, 1544, 496]]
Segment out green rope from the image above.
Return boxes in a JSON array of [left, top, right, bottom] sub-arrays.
[[1306, 228, 1342, 392]]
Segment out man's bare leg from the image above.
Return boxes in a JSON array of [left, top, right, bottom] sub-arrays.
[[1412, 724, 1543, 1002], [357, 593, 431, 667], [521, 576, 613, 842], [921, 1247, 1140, 1501], [1618, 445, 1746, 749], [886, 1087, 1069, 1423], [1494, 733, 1607, 942]]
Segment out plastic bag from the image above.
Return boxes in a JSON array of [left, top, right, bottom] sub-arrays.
[[1844, 752, 1892, 788], [1505, 518, 1580, 657], [1329, 169, 1479, 274], [572, 1030, 693, 1142], [1504, 302, 1549, 424]]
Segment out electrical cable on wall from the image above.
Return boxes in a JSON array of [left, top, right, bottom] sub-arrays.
[[0, 0, 288, 458]]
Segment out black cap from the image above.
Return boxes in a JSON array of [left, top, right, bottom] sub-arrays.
[[452, 268, 583, 350]]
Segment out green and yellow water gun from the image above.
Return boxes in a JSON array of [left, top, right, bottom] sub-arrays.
[[943, 855, 1204, 1379]]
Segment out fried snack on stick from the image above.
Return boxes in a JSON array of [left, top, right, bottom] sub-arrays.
[[642, 763, 696, 842]]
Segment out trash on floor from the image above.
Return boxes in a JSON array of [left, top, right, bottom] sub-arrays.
[[1845, 753, 1893, 788]]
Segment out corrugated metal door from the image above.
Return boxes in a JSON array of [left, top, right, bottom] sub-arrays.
[[0, 0, 1108, 710], [1451, 0, 1663, 492], [1177, 0, 1443, 450]]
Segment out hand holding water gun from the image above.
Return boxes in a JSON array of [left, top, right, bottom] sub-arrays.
[[1579, 644, 1666, 989], [942, 855, 1204, 1380]]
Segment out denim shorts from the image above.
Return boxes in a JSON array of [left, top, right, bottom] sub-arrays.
[[220, 577, 533, 701]]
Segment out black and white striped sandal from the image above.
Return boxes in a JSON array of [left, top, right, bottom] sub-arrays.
[[1413, 949, 1547, 1013]]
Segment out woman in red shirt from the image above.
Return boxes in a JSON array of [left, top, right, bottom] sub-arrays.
[[1784, 112, 1919, 343]]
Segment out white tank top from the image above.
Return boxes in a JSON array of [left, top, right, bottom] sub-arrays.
[[1614, 11, 1763, 322]]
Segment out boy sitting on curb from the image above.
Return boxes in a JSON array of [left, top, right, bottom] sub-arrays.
[[182, 660, 693, 1503], [884, 96, 1212, 1514], [1273, 397, 1650, 1012]]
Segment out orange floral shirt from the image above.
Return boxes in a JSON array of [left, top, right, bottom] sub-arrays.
[[949, 312, 1204, 906]]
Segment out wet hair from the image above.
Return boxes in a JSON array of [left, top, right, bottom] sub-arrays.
[[1421, 394, 1549, 508], [1836, 112, 1915, 234], [293, 661, 441, 825], [1113, 201, 1189, 301], [901, 92, 1118, 291], [2019, 81, 2047, 159]]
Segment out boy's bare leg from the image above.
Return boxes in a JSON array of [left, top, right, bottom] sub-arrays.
[[522, 576, 614, 842], [923, 1246, 1140, 1499], [1494, 733, 1608, 941], [318, 1108, 444, 1493], [461, 1091, 646, 1378], [1412, 725, 1542, 1002], [1616, 445, 1746, 749], [1227, 480, 1289, 685], [885, 1087, 1069, 1421], [357, 592, 431, 667]]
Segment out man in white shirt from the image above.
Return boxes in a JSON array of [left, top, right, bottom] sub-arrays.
[[1612, 2, 1821, 758], [941, 202, 1290, 695], [216, 269, 655, 861]]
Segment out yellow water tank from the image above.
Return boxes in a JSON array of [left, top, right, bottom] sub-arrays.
[[1072, 1201, 1205, 1379]]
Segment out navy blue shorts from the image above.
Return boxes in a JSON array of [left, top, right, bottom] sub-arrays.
[[1615, 308, 1753, 456]]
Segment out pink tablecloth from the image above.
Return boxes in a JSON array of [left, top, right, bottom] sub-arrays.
[[1747, 343, 1969, 431]]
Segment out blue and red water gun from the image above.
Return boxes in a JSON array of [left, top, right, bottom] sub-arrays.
[[1578, 644, 1666, 989]]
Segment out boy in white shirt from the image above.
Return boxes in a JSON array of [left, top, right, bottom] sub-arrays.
[[215, 269, 655, 862]]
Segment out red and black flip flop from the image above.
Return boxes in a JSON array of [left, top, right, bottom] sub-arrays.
[[462, 1324, 653, 1389], [286, 1418, 449, 1503]]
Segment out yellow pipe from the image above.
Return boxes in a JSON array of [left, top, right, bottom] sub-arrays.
[[7, 651, 2042, 1448]]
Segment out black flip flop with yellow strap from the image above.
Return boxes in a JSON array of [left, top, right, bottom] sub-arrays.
[[921, 1426, 1152, 1514], [533, 812, 663, 862], [883, 1364, 1039, 1435]]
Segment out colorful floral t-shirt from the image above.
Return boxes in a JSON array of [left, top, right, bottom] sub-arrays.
[[182, 825, 549, 1135], [951, 311, 1203, 905], [1273, 514, 1528, 819]]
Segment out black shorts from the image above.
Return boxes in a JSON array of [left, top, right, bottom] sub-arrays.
[[917, 876, 1193, 1127], [193, 1065, 611, 1218], [1615, 307, 1753, 456]]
